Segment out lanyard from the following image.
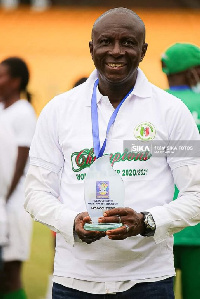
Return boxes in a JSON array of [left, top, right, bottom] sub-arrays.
[[170, 85, 190, 91], [91, 78, 133, 158]]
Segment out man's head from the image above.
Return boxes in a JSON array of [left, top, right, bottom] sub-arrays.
[[161, 43, 200, 91], [89, 8, 148, 87]]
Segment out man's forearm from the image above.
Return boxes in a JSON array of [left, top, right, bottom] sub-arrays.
[[25, 166, 77, 245]]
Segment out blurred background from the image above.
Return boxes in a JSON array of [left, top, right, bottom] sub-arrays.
[[0, 1, 199, 298]]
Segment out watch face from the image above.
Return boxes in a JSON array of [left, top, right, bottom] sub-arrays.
[[146, 215, 156, 230], [140, 212, 156, 237]]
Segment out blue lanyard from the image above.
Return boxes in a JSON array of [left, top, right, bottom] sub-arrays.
[[91, 78, 133, 158], [170, 85, 190, 91]]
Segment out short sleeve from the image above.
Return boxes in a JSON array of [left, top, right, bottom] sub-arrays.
[[0, 123, 17, 198], [29, 98, 64, 174], [167, 100, 200, 171], [14, 107, 36, 147]]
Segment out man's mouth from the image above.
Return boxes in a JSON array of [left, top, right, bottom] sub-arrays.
[[107, 63, 125, 69]]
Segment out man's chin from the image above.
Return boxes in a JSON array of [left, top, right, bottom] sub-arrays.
[[105, 76, 131, 86], [100, 73, 127, 84]]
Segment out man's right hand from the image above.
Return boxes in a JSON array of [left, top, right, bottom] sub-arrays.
[[74, 212, 106, 244]]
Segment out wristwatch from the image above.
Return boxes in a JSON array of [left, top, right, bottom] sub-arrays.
[[140, 212, 156, 237]]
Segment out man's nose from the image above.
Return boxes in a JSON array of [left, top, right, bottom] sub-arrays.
[[110, 41, 123, 56]]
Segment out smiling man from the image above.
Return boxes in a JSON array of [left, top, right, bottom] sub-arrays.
[[25, 8, 200, 299]]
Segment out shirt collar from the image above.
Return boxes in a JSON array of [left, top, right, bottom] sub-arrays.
[[84, 68, 152, 107]]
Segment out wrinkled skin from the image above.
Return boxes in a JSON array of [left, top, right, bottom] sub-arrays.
[[89, 11, 148, 106]]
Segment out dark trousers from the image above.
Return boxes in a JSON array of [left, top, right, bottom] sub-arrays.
[[52, 277, 174, 299], [0, 247, 3, 271]]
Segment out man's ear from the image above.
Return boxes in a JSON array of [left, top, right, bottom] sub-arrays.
[[187, 68, 200, 87], [140, 43, 148, 62], [89, 41, 94, 60]]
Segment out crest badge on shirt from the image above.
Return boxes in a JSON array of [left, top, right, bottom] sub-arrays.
[[134, 122, 156, 141]]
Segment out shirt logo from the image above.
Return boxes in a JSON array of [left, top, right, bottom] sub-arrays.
[[71, 148, 152, 172], [134, 122, 156, 141]]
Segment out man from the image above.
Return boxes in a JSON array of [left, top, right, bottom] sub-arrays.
[[0, 121, 17, 272], [25, 8, 200, 298], [161, 42, 200, 299]]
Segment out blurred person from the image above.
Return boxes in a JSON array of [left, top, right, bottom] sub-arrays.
[[0, 57, 36, 299], [31, 0, 50, 11], [0, 121, 17, 272], [73, 76, 88, 88], [1, 0, 18, 10], [25, 8, 200, 299], [0, 98, 4, 111], [1, 0, 50, 10], [161, 43, 200, 299]]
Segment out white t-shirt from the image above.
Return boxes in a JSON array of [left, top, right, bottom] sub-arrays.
[[0, 102, 4, 112], [0, 120, 17, 245], [1, 100, 36, 206], [28, 69, 200, 283]]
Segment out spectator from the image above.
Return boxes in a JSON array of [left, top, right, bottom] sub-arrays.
[[0, 57, 36, 299], [0, 121, 17, 272], [161, 42, 200, 299], [1, 0, 50, 10]]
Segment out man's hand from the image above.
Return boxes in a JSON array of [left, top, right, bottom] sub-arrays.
[[74, 212, 106, 244], [98, 207, 145, 240]]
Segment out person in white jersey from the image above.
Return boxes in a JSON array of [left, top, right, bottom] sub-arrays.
[[0, 121, 17, 271], [0, 57, 36, 299], [25, 8, 200, 299]]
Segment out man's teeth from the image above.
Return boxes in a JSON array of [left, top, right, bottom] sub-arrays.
[[108, 63, 123, 68]]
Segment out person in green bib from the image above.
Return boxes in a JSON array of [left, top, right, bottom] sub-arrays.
[[161, 42, 200, 299]]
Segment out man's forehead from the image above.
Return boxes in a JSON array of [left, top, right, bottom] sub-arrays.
[[95, 11, 138, 27], [92, 11, 144, 38]]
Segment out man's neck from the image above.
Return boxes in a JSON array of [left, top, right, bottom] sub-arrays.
[[3, 94, 20, 109], [98, 74, 137, 108], [167, 73, 189, 89]]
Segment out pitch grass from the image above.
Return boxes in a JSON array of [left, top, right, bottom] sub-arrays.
[[23, 222, 54, 299], [22, 221, 182, 299]]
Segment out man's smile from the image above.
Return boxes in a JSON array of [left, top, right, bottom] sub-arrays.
[[106, 63, 126, 69]]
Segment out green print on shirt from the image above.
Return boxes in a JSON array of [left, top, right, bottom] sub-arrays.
[[71, 148, 152, 172]]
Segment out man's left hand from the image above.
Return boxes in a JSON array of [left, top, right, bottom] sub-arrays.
[[98, 207, 145, 240]]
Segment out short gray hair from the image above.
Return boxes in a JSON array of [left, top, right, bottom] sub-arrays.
[[92, 7, 145, 39]]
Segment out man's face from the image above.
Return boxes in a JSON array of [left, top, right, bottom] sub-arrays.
[[0, 63, 17, 100], [89, 12, 147, 85], [0, 64, 12, 98]]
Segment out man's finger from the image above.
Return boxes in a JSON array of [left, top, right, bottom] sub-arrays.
[[99, 215, 123, 224], [107, 234, 127, 240], [106, 226, 126, 236], [103, 207, 129, 217]]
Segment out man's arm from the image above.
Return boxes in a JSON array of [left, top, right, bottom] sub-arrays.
[[25, 165, 106, 245], [25, 165, 78, 246], [6, 146, 29, 201], [148, 164, 200, 243], [99, 164, 200, 241]]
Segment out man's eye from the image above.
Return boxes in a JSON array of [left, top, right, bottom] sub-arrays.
[[123, 40, 134, 46], [100, 39, 110, 45]]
